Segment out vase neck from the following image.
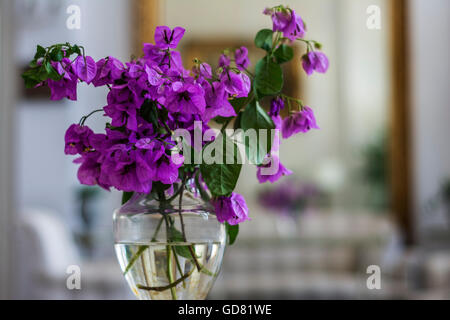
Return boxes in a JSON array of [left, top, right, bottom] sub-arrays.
[[121, 178, 212, 214]]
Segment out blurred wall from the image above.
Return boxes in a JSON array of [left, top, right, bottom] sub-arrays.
[[0, 0, 17, 300], [410, 0, 450, 237]]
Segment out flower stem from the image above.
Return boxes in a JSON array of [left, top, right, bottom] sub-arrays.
[[173, 250, 186, 289], [166, 244, 177, 300], [163, 213, 187, 289], [163, 213, 177, 300], [79, 108, 103, 126], [122, 245, 148, 275], [137, 268, 194, 292], [151, 217, 164, 242], [178, 177, 202, 272]]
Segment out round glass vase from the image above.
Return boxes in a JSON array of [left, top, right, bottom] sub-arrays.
[[113, 181, 226, 300]]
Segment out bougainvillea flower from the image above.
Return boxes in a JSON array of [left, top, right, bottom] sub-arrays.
[[213, 193, 250, 225], [193, 62, 213, 80], [142, 43, 166, 64], [47, 58, 78, 100], [235, 46, 250, 71], [92, 56, 125, 87], [282, 106, 319, 138], [165, 81, 206, 115], [154, 26, 185, 49], [220, 71, 251, 98], [218, 54, 230, 68], [48, 76, 78, 101], [203, 81, 237, 121], [256, 154, 292, 183], [266, 8, 305, 41], [145, 65, 163, 86], [126, 61, 144, 79], [64, 124, 94, 155], [284, 10, 306, 40], [153, 154, 184, 185], [100, 146, 153, 193], [156, 50, 186, 75], [75, 151, 107, 189], [269, 97, 284, 117], [269, 97, 284, 142], [271, 10, 291, 33], [302, 51, 329, 76], [104, 103, 138, 131], [74, 55, 97, 84]]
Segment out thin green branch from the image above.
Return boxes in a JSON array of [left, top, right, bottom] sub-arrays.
[[136, 268, 194, 292]]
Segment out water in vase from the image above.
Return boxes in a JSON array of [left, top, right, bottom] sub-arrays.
[[115, 242, 225, 300]]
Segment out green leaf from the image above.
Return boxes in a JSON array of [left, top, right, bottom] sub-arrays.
[[225, 223, 239, 245], [44, 61, 61, 81], [34, 45, 46, 60], [240, 100, 275, 165], [254, 57, 283, 96], [22, 76, 40, 89], [71, 45, 81, 56], [22, 66, 48, 85], [229, 97, 250, 112], [212, 116, 232, 124], [21, 70, 41, 89], [121, 191, 133, 205], [140, 100, 159, 129], [274, 44, 294, 64], [254, 29, 273, 51], [168, 225, 192, 260], [29, 60, 38, 68], [50, 47, 64, 62], [37, 65, 50, 82], [168, 226, 185, 242], [200, 134, 242, 197]]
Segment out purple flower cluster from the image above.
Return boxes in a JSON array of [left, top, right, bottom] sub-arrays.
[[257, 97, 319, 184], [302, 51, 329, 76], [213, 193, 250, 225], [31, 6, 329, 228], [282, 106, 319, 139], [48, 58, 79, 100], [252, 6, 326, 187], [263, 6, 329, 76], [257, 154, 293, 184], [50, 26, 252, 224], [264, 7, 306, 41]]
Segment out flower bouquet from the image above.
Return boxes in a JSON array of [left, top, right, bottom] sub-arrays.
[[22, 5, 328, 300]]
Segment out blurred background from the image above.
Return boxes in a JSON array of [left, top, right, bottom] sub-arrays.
[[0, 0, 449, 299]]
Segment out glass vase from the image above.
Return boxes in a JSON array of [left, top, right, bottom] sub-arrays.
[[113, 180, 226, 300]]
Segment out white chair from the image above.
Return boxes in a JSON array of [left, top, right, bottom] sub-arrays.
[[15, 208, 131, 299]]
